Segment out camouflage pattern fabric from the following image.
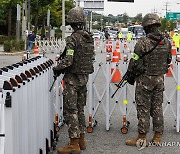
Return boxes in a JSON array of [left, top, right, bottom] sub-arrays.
[[54, 30, 94, 76], [128, 31, 172, 134], [63, 80, 88, 138], [53, 29, 94, 138], [135, 74, 164, 134]]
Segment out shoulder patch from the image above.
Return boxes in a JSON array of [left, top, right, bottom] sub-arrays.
[[66, 49, 74, 56]]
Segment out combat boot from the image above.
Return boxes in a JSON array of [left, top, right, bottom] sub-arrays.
[[57, 138, 81, 154], [125, 133, 146, 146], [79, 133, 86, 150], [152, 132, 161, 145]]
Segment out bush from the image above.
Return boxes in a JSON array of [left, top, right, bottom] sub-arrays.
[[11, 40, 19, 51], [19, 40, 25, 50], [0, 35, 8, 44], [3, 39, 25, 52], [3, 40, 11, 52]]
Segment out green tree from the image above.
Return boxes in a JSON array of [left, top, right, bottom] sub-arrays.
[[122, 12, 129, 23], [50, 0, 73, 27], [132, 13, 142, 23], [0, 0, 23, 38], [31, 0, 54, 35], [160, 17, 176, 32]]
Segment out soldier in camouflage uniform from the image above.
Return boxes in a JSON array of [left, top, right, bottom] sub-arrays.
[[53, 7, 94, 154], [125, 13, 172, 148]]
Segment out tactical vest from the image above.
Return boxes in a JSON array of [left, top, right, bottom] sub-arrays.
[[69, 30, 94, 74], [143, 38, 170, 75]]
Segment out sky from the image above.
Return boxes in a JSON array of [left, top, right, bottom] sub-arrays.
[[80, 0, 180, 17]]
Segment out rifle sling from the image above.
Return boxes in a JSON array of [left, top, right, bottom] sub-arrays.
[[140, 36, 164, 58]]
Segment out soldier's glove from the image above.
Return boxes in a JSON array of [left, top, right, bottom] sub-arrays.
[[53, 67, 62, 77], [126, 71, 135, 85]]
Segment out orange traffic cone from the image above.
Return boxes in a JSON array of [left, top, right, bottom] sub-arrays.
[[123, 39, 128, 53], [96, 39, 100, 46], [34, 45, 39, 55], [106, 41, 112, 52], [124, 42, 127, 49], [166, 63, 173, 77], [115, 41, 120, 51], [111, 68, 121, 83], [111, 54, 121, 83], [171, 41, 177, 56], [108, 41, 113, 52], [113, 49, 121, 60]]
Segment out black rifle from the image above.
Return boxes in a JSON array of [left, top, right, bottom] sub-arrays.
[[111, 72, 128, 98], [49, 49, 66, 92], [49, 75, 58, 92]]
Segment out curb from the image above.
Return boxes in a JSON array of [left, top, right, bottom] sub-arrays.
[[0, 51, 25, 56]]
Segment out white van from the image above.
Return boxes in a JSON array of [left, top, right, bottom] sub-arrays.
[[128, 25, 146, 38]]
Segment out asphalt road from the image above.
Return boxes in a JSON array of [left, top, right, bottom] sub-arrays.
[[0, 48, 180, 154]]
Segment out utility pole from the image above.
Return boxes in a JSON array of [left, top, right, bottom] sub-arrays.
[[162, 1, 171, 30], [62, 0, 66, 40], [27, 0, 31, 33], [47, 9, 50, 39], [162, 1, 171, 17], [22, 1, 27, 50], [151, 7, 157, 14], [90, 11, 93, 32], [16, 4, 21, 41]]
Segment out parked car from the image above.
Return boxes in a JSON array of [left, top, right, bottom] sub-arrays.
[[109, 30, 118, 40], [93, 30, 101, 39]]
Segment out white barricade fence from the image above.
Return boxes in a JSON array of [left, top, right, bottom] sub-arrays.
[[0, 56, 63, 154], [87, 53, 180, 133], [163, 55, 180, 132], [35, 38, 66, 54]]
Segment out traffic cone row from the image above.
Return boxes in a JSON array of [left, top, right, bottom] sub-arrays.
[[106, 40, 113, 52]]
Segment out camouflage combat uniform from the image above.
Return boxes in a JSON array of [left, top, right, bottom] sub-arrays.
[[128, 32, 172, 134], [54, 30, 94, 138]]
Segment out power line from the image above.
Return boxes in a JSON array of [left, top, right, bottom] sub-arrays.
[[151, 7, 158, 14], [162, 1, 171, 17]]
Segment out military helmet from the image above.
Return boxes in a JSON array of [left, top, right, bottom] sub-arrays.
[[66, 7, 85, 24], [142, 13, 161, 27]]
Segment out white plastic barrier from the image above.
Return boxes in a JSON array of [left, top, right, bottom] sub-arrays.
[[0, 56, 62, 154], [35, 38, 66, 54]]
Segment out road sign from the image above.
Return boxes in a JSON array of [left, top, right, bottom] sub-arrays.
[[107, 0, 134, 2], [84, 0, 104, 11], [166, 12, 180, 21]]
